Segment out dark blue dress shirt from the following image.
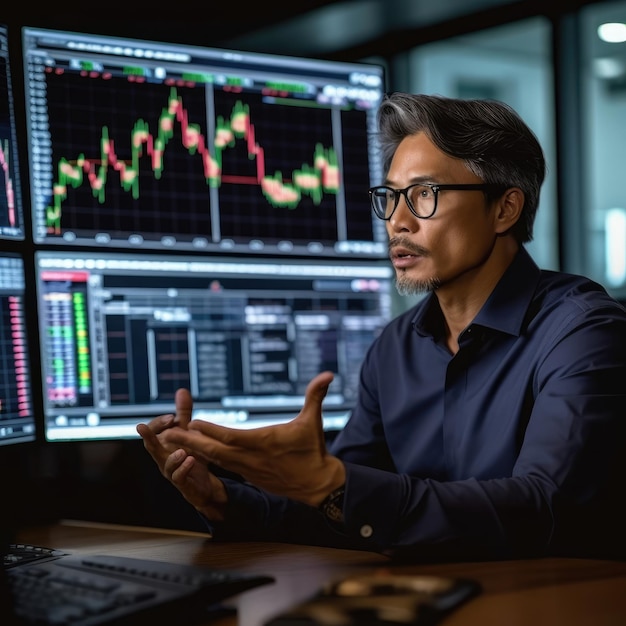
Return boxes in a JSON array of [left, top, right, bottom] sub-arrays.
[[211, 247, 626, 561]]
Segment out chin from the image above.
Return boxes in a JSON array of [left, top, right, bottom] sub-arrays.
[[395, 273, 440, 296]]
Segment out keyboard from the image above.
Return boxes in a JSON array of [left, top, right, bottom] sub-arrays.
[[4, 543, 70, 569], [3, 543, 274, 625]]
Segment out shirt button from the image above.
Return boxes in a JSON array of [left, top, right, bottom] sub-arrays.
[[360, 525, 373, 538]]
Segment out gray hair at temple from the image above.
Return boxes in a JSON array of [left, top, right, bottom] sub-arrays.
[[374, 92, 546, 245]]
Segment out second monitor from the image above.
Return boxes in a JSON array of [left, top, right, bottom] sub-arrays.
[[35, 252, 394, 441]]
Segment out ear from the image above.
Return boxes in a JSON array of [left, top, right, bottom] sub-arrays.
[[493, 187, 524, 235]]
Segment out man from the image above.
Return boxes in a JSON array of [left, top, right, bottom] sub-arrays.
[[138, 93, 626, 561]]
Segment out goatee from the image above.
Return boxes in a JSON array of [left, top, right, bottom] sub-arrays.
[[395, 272, 440, 296]]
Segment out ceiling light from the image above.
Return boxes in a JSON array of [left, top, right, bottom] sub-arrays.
[[598, 22, 626, 43]]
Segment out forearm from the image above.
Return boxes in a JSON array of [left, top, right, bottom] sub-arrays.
[[339, 463, 553, 560], [205, 478, 374, 550]]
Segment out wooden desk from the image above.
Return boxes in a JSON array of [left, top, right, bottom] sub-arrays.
[[15, 519, 626, 625]]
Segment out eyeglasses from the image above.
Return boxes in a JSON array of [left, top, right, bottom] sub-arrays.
[[368, 183, 504, 220]]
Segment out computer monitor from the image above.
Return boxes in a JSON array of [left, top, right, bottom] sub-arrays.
[[0, 26, 40, 550], [0, 253, 35, 446], [21, 27, 386, 258], [0, 24, 25, 240], [35, 251, 394, 442]]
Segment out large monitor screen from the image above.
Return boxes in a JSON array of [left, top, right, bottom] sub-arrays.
[[0, 24, 25, 240], [22, 27, 386, 258], [35, 252, 394, 441], [0, 253, 35, 446]]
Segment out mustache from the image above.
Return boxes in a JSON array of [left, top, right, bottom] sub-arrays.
[[388, 237, 429, 257]]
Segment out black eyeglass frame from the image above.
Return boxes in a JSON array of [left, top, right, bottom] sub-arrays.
[[368, 183, 505, 220]]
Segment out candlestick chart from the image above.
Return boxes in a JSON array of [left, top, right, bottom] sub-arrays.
[[36, 71, 373, 252]]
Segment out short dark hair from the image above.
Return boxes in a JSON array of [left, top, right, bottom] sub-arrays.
[[375, 92, 546, 244]]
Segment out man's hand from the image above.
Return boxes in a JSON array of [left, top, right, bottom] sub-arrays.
[[136, 389, 227, 521], [158, 371, 346, 508]]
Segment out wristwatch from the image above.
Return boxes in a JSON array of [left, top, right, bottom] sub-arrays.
[[319, 486, 345, 524]]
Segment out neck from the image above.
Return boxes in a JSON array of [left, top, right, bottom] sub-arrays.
[[436, 237, 520, 354]]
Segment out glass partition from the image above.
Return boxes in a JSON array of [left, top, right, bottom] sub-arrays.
[[581, 0, 626, 300]]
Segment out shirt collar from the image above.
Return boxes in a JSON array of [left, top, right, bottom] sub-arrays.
[[413, 247, 541, 339]]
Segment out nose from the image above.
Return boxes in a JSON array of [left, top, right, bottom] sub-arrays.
[[387, 193, 417, 234]]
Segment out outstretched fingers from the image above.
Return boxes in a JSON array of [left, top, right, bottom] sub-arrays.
[[136, 420, 180, 475], [301, 370, 334, 418], [174, 388, 193, 428], [183, 371, 335, 473], [136, 420, 167, 457]]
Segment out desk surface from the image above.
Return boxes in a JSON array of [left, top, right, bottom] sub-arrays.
[[15, 519, 626, 625]]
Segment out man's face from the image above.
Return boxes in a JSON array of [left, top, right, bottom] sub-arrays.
[[384, 132, 500, 296]]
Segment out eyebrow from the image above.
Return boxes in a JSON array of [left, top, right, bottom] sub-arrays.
[[382, 175, 437, 187]]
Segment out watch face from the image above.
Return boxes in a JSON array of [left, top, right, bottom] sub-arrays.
[[325, 501, 344, 523], [321, 488, 345, 523]]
